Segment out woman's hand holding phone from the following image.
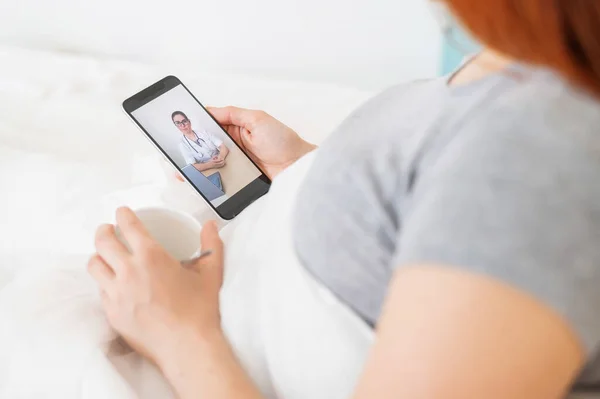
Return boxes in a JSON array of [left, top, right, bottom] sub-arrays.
[[174, 106, 315, 182], [208, 107, 317, 179]]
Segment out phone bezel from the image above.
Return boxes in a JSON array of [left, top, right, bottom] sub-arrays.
[[122, 75, 271, 220]]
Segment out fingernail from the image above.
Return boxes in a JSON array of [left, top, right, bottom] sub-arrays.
[[207, 220, 218, 230], [116, 206, 131, 216], [98, 224, 115, 234]]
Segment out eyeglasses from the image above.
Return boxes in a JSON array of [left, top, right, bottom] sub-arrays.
[[174, 119, 190, 127]]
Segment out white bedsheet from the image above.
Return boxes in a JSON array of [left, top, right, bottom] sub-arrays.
[[0, 44, 373, 283], [0, 152, 374, 398], [0, 44, 375, 397]]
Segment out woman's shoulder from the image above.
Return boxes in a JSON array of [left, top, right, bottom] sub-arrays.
[[453, 66, 600, 159], [492, 66, 600, 137]]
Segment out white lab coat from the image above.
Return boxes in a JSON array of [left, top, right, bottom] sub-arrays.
[[179, 130, 223, 164]]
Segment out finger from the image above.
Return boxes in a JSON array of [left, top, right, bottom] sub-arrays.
[[196, 221, 225, 292], [208, 106, 261, 131], [223, 125, 243, 148], [87, 254, 115, 292], [175, 172, 185, 182], [192, 221, 223, 269], [95, 224, 131, 268], [115, 207, 153, 253]]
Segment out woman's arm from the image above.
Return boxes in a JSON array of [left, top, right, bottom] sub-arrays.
[[156, 266, 583, 399], [160, 329, 263, 399], [352, 266, 584, 399]]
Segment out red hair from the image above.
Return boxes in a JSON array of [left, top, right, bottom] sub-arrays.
[[445, 0, 600, 95]]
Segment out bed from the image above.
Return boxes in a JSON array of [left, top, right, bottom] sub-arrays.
[[0, 0, 442, 284], [0, 42, 381, 397], [0, 43, 374, 290], [0, 2, 441, 394]]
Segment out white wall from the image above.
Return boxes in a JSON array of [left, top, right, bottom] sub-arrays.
[[0, 0, 442, 90], [131, 85, 236, 168]]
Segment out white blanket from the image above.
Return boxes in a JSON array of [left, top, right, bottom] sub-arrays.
[[0, 43, 373, 281], [0, 152, 374, 398]]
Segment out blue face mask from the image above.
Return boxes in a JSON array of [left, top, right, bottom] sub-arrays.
[[430, 3, 481, 73]]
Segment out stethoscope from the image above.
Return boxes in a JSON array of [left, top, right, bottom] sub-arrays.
[[183, 131, 216, 156]]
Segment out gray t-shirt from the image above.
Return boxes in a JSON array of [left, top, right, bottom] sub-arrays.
[[293, 65, 600, 395]]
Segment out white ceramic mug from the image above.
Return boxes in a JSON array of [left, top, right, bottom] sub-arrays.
[[117, 207, 203, 261]]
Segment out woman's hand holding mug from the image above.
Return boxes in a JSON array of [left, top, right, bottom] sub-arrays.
[[88, 208, 225, 370]]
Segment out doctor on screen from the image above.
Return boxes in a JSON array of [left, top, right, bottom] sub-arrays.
[[172, 110, 229, 172]]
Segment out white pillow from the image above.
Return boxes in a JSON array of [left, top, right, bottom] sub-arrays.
[[0, 0, 441, 90]]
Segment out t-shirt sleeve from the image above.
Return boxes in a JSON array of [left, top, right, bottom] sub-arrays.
[[394, 114, 600, 355]]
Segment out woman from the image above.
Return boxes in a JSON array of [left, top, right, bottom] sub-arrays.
[[89, 1, 600, 398], [172, 110, 229, 171]]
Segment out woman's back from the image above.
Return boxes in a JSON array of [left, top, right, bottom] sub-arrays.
[[293, 63, 600, 395]]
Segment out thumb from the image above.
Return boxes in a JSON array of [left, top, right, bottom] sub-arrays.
[[174, 172, 185, 182], [196, 220, 224, 293], [184, 220, 223, 272], [207, 106, 257, 131], [201, 220, 222, 252]]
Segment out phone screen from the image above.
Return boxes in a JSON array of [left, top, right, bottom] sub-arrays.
[[124, 76, 270, 220]]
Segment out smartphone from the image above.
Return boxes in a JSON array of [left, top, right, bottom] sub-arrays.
[[123, 76, 271, 220]]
